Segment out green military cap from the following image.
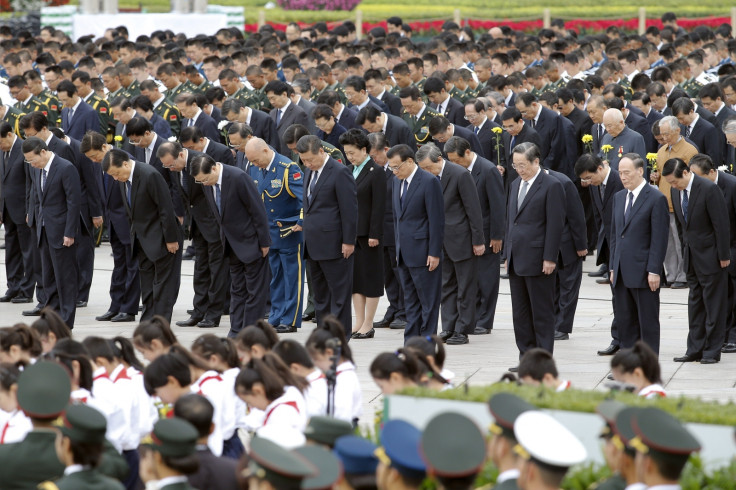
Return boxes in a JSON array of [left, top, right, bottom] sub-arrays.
[[59, 404, 107, 444], [596, 400, 628, 439], [304, 416, 354, 447], [17, 361, 71, 419], [247, 437, 316, 487], [630, 408, 701, 460], [612, 406, 641, 456], [487, 392, 536, 440], [294, 445, 343, 490], [420, 412, 486, 478], [146, 418, 198, 457]]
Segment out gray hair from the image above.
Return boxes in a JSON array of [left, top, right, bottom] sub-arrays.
[[415, 142, 443, 163], [511, 141, 541, 163], [660, 115, 680, 132], [485, 91, 505, 105], [723, 116, 736, 134]]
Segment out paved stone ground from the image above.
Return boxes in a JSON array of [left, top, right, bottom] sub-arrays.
[[1, 242, 734, 420]]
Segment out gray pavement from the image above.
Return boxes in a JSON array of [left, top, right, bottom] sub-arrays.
[[1, 242, 734, 421]]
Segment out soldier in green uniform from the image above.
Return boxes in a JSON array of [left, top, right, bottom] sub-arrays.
[[590, 401, 628, 490], [8, 75, 49, 120], [218, 68, 252, 105], [244, 437, 316, 489], [0, 103, 26, 138], [37, 404, 125, 490], [157, 63, 190, 103], [73, 71, 114, 142], [25, 70, 61, 127], [140, 418, 200, 490], [617, 76, 634, 101], [101, 66, 130, 101], [118, 64, 141, 97], [303, 416, 354, 448], [185, 65, 211, 94], [399, 85, 441, 148], [485, 393, 536, 490], [308, 64, 348, 105], [140, 80, 182, 138], [0, 362, 70, 490]]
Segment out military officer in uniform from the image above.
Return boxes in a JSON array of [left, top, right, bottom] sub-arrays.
[[400, 85, 441, 148], [25, 70, 60, 127], [245, 437, 316, 489], [37, 404, 125, 490], [8, 75, 49, 117], [140, 80, 182, 138], [0, 99, 25, 137], [140, 418, 200, 490], [245, 137, 305, 334], [486, 393, 537, 490], [593, 401, 629, 490], [375, 419, 427, 490]]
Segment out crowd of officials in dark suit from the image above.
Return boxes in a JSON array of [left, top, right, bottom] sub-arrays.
[[3, 11, 736, 369]]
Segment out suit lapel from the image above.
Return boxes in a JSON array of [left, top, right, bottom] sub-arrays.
[[42, 161, 59, 199], [471, 163, 481, 185], [278, 104, 292, 129], [355, 161, 372, 188], [685, 178, 701, 229], [622, 185, 651, 231], [400, 171, 421, 216], [516, 172, 543, 215], [308, 160, 331, 208]]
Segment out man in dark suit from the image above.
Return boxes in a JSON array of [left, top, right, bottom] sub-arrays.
[[344, 75, 388, 114], [515, 93, 569, 175], [176, 93, 221, 144], [586, 95, 607, 155], [266, 80, 310, 156], [221, 98, 280, 151], [180, 126, 235, 167], [698, 83, 736, 165], [689, 154, 736, 354], [356, 106, 416, 151], [464, 98, 503, 166], [608, 153, 669, 354], [559, 88, 594, 158], [387, 144, 444, 340], [364, 68, 402, 117], [428, 116, 484, 159], [416, 143, 484, 345], [631, 92, 664, 130], [424, 77, 466, 127], [81, 132, 139, 323], [575, 154, 625, 355], [672, 97, 724, 165], [445, 136, 505, 335], [159, 142, 228, 329], [0, 122, 36, 303], [102, 149, 183, 323], [296, 135, 358, 337], [57, 81, 101, 140], [23, 137, 81, 327], [505, 142, 565, 363], [227, 122, 254, 172], [368, 132, 406, 330], [317, 90, 359, 130], [664, 158, 731, 364], [500, 108, 541, 189], [191, 154, 271, 338], [291, 79, 319, 135]]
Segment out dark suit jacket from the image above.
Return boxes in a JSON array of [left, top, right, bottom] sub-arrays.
[[249, 108, 280, 151], [303, 157, 358, 261], [435, 96, 466, 127], [27, 135, 76, 229], [688, 116, 725, 165], [189, 448, 239, 490], [114, 122, 137, 154], [336, 105, 358, 130], [122, 160, 182, 262], [505, 170, 565, 275], [67, 136, 103, 230], [380, 90, 403, 117], [183, 110, 221, 144], [367, 95, 390, 114], [591, 123, 606, 155], [470, 155, 505, 248], [150, 112, 172, 139], [0, 136, 29, 223], [132, 133, 184, 217], [626, 110, 657, 154], [355, 159, 386, 239], [502, 123, 542, 186], [174, 149, 220, 243], [392, 166, 444, 267], [609, 183, 669, 288], [208, 105, 223, 124], [380, 165, 397, 247], [383, 114, 416, 151], [590, 168, 624, 265], [716, 171, 736, 269], [203, 164, 270, 264], [203, 138, 235, 167], [297, 96, 319, 135], [697, 104, 717, 126], [436, 124, 484, 160], [271, 102, 309, 155], [33, 155, 81, 248], [471, 118, 503, 164], [559, 115, 579, 177], [671, 174, 731, 275], [547, 168, 587, 267], [440, 160, 484, 261], [62, 99, 101, 140], [533, 106, 567, 174], [565, 107, 593, 158]]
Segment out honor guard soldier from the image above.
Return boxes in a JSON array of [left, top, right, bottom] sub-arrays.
[[400, 85, 441, 148], [486, 393, 537, 490], [513, 411, 586, 490], [140, 418, 200, 490], [140, 80, 182, 138], [37, 404, 125, 490], [245, 138, 305, 334], [294, 445, 342, 490], [0, 362, 71, 489], [421, 412, 487, 490], [333, 435, 379, 490], [303, 415, 354, 448], [375, 419, 427, 490], [25, 70, 61, 127], [611, 407, 648, 490], [245, 436, 317, 489], [0, 101, 25, 137]]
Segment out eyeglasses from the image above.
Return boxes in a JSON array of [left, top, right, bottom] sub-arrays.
[[511, 162, 531, 171], [388, 160, 409, 173]]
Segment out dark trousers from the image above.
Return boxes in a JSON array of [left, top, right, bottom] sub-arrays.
[[579, 182, 598, 250], [508, 263, 556, 355], [137, 240, 181, 324], [609, 280, 620, 346], [612, 278, 660, 354], [228, 251, 270, 338], [686, 265, 728, 360], [725, 266, 736, 343], [40, 228, 78, 327], [108, 225, 140, 315], [191, 226, 227, 324], [397, 256, 441, 341], [308, 255, 354, 338], [304, 262, 315, 316], [269, 244, 304, 328], [382, 245, 405, 321], [30, 224, 47, 306], [441, 254, 477, 335], [76, 223, 95, 303], [122, 449, 143, 490], [476, 251, 501, 331], [554, 259, 583, 334], [3, 211, 35, 298]]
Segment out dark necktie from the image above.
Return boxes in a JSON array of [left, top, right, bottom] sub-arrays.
[[517, 181, 529, 211], [261, 168, 268, 179], [682, 189, 689, 222], [510, 136, 516, 150], [474, 126, 479, 134], [624, 191, 633, 221], [275, 109, 282, 126], [309, 171, 319, 204], [125, 180, 132, 207], [68, 108, 74, 125], [400, 179, 408, 208], [41, 169, 47, 192], [597, 125, 602, 142], [181, 168, 189, 195], [215, 183, 222, 214], [600, 182, 606, 201], [530, 119, 536, 129], [684, 125, 691, 139]]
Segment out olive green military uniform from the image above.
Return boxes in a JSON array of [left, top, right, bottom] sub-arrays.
[[83, 93, 112, 139], [3, 105, 26, 138], [682, 78, 703, 99], [530, 83, 557, 97], [38, 468, 125, 490], [449, 85, 466, 104], [124, 80, 141, 97], [590, 474, 627, 490], [311, 82, 347, 105], [403, 106, 441, 147], [249, 86, 272, 113], [106, 87, 128, 101], [165, 82, 189, 101], [292, 140, 345, 170], [475, 81, 487, 94], [231, 85, 253, 104], [17, 95, 49, 119], [389, 84, 401, 97], [617, 78, 634, 101], [190, 79, 212, 94], [37, 89, 61, 127], [153, 97, 182, 138]]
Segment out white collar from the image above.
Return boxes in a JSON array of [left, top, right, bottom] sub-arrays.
[[497, 469, 520, 483], [156, 476, 189, 488], [64, 464, 89, 476], [467, 153, 477, 172]]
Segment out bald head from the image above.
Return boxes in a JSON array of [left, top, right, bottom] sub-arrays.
[[602, 108, 625, 137], [489, 27, 504, 38], [245, 137, 274, 168]]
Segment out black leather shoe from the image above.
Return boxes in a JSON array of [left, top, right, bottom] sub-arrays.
[[182, 251, 195, 260], [302, 312, 315, 322], [554, 331, 569, 340], [508, 366, 519, 373], [187, 308, 195, 315], [197, 319, 218, 328], [10, 296, 32, 304], [389, 319, 407, 329], [673, 354, 701, 362], [471, 326, 491, 335], [76, 301, 88, 308], [700, 357, 719, 364], [671, 282, 688, 289], [96, 310, 118, 321], [0, 292, 16, 302], [439, 331, 453, 342], [446, 332, 469, 345], [597, 344, 620, 356], [22, 306, 42, 316], [110, 313, 135, 322], [275, 324, 297, 333], [722, 343, 736, 353], [373, 318, 392, 328], [588, 265, 608, 277], [596, 278, 611, 285], [176, 317, 203, 327], [353, 328, 375, 339]]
